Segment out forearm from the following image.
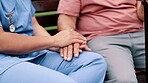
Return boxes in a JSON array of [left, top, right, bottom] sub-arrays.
[[137, 1, 144, 21], [33, 24, 51, 36], [0, 32, 54, 55], [58, 14, 77, 31], [32, 17, 51, 37]]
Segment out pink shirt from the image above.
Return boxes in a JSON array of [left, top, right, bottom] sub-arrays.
[[58, 0, 143, 40]]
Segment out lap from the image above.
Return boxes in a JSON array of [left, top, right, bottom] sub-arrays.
[[0, 51, 106, 83], [87, 32, 145, 82], [87, 32, 145, 70], [32, 51, 107, 83], [32, 51, 105, 74], [0, 62, 76, 83], [88, 39, 136, 78]]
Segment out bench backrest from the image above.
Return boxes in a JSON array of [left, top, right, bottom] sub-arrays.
[[32, 0, 59, 35]]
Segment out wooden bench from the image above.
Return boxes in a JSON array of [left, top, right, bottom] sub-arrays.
[[32, 0, 59, 35], [31, 0, 146, 83]]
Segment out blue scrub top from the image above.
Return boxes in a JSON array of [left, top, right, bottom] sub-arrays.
[[0, 0, 48, 75]]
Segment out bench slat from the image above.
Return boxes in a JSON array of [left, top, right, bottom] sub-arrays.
[[32, 0, 59, 12]]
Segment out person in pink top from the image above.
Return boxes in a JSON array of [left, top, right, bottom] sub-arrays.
[[57, 0, 145, 83]]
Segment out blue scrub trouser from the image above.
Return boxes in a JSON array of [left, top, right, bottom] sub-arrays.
[[0, 51, 107, 83]]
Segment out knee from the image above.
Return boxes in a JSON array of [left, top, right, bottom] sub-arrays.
[[78, 51, 107, 69]]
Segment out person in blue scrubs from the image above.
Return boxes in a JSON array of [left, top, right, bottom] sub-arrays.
[[0, 0, 107, 83]]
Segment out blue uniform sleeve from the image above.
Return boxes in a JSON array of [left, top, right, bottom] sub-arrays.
[[30, 2, 36, 17]]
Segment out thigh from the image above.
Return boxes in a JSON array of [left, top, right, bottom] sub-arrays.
[[99, 46, 136, 82], [32, 51, 106, 73], [88, 35, 137, 82], [32, 51, 64, 71], [0, 62, 76, 83], [132, 31, 145, 69]]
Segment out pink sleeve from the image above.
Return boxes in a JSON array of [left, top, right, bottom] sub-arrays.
[[57, 0, 81, 17]]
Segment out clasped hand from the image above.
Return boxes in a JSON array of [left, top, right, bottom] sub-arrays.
[[57, 30, 92, 61], [47, 29, 91, 61]]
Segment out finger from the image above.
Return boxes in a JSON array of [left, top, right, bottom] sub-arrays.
[[84, 46, 92, 51], [60, 48, 64, 57], [74, 35, 87, 41], [71, 39, 85, 44], [79, 49, 82, 52], [71, 35, 85, 42], [82, 40, 87, 45], [63, 47, 68, 60], [68, 32, 87, 44], [80, 44, 86, 49], [74, 43, 80, 57], [71, 31, 87, 40], [67, 44, 73, 61], [80, 44, 92, 51]]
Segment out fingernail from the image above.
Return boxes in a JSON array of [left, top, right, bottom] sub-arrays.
[[67, 58, 71, 61], [64, 57, 67, 60], [70, 29, 73, 31], [75, 53, 78, 57], [61, 55, 63, 57], [79, 50, 82, 52]]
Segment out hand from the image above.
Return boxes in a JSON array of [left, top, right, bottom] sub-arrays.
[[52, 29, 86, 47], [60, 43, 80, 61], [60, 42, 91, 61]]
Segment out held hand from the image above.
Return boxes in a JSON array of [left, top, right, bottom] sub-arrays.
[[52, 29, 86, 47], [60, 42, 91, 61], [60, 43, 81, 61], [73, 42, 92, 56]]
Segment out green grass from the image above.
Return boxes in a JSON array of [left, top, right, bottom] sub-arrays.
[[35, 11, 58, 30]]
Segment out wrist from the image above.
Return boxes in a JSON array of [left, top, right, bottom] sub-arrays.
[[50, 36, 58, 47], [59, 28, 75, 31]]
